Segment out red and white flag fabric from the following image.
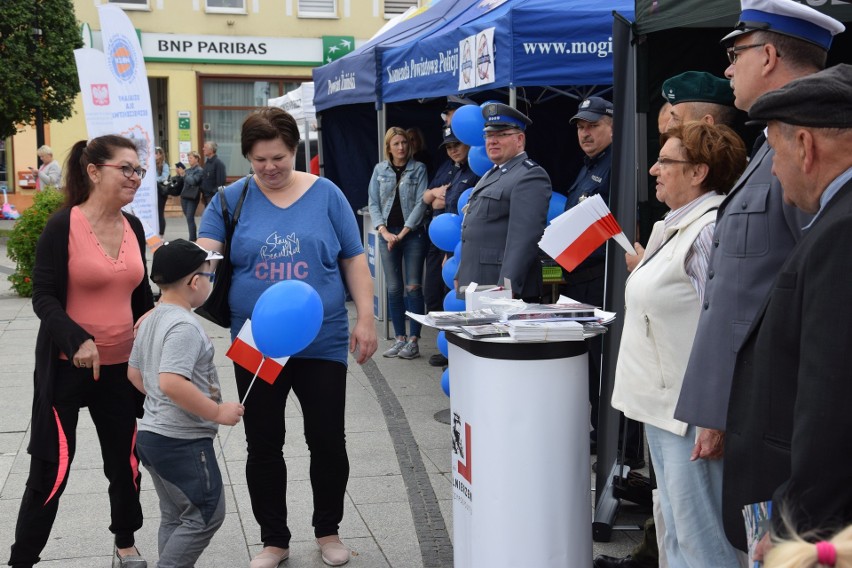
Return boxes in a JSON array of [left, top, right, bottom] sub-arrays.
[[225, 319, 289, 384], [539, 194, 635, 272]]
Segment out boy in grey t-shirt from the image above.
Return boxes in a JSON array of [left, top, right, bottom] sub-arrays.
[[129, 239, 244, 567]]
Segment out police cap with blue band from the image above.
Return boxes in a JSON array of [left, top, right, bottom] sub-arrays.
[[482, 103, 532, 132], [720, 0, 845, 51]]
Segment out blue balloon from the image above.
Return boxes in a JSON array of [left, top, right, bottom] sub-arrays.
[[429, 212, 462, 252], [451, 105, 486, 146], [468, 145, 493, 177], [443, 289, 466, 312], [441, 368, 450, 397], [456, 187, 473, 214], [453, 241, 462, 259], [548, 192, 568, 225], [437, 331, 448, 358], [251, 280, 324, 358], [442, 255, 460, 289]]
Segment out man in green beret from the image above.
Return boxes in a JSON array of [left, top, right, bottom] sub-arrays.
[[661, 71, 738, 131]]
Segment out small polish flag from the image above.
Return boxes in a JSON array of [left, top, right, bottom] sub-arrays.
[[539, 194, 635, 272], [225, 319, 289, 384]]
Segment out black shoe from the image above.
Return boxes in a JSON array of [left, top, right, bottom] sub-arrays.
[[429, 354, 448, 367], [592, 457, 645, 474], [594, 554, 648, 568]]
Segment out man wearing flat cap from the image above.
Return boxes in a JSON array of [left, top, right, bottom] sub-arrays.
[[456, 103, 551, 301], [724, 63, 852, 559], [668, 0, 845, 554]]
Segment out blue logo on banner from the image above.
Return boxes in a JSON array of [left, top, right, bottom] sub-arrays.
[[108, 36, 137, 83]]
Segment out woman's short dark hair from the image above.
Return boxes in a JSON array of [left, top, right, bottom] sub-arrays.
[[64, 135, 139, 207], [662, 122, 747, 195], [241, 107, 300, 158]]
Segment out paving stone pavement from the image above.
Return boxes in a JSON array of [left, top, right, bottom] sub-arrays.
[[0, 218, 645, 567]]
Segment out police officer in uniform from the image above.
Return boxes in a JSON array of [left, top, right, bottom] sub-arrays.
[[455, 103, 551, 302]]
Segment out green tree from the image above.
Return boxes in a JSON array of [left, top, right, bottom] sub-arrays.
[[0, 0, 82, 140]]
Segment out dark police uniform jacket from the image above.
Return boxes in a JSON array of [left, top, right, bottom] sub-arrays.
[[456, 152, 551, 299], [723, 175, 852, 551]]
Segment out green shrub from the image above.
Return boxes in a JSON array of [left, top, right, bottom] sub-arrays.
[[7, 188, 65, 297]]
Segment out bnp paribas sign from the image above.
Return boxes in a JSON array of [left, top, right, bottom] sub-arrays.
[[141, 33, 353, 67]]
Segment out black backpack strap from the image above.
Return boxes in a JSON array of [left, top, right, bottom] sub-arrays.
[[222, 176, 251, 241]]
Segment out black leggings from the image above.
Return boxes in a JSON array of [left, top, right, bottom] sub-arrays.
[[235, 358, 349, 549], [9, 361, 143, 567]]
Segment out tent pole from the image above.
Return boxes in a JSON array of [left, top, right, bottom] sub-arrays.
[[316, 114, 323, 177], [509, 86, 517, 108], [304, 117, 311, 173]]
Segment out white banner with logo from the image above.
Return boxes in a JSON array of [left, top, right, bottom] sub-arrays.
[[448, 338, 591, 567], [74, 4, 158, 239]]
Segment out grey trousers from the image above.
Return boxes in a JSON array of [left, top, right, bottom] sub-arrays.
[[136, 432, 225, 568]]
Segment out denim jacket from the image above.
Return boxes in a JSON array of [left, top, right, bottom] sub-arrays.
[[367, 159, 427, 230]]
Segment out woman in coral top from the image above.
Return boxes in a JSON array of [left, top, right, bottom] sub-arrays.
[[8, 135, 155, 568]]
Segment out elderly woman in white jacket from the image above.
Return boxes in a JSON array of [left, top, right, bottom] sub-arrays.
[[611, 122, 746, 568]]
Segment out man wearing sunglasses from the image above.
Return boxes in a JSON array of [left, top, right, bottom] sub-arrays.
[[668, 0, 844, 555]]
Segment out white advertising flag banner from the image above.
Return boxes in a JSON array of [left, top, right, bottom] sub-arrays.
[[74, 4, 158, 238]]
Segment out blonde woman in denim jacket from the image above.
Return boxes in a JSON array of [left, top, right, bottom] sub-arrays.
[[368, 126, 428, 359]]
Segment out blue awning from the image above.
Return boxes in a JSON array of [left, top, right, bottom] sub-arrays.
[[312, 0, 488, 112], [379, 0, 635, 104]]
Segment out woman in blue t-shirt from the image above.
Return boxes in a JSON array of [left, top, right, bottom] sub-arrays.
[[367, 127, 428, 360], [197, 107, 377, 568]]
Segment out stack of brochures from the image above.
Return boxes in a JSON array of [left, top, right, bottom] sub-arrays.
[[424, 309, 501, 327], [506, 320, 585, 341], [459, 323, 512, 339], [503, 303, 598, 322]]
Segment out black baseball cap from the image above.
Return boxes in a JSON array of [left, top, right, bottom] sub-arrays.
[[151, 239, 223, 285]]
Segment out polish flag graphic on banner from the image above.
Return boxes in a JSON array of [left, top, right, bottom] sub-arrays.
[[539, 194, 635, 272], [226, 320, 289, 384]]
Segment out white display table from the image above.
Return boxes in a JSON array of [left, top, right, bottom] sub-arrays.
[[447, 333, 591, 568]]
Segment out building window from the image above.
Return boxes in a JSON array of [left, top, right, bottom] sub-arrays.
[[206, 0, 246, 14], [385, 0, 418, 18], [107, 0, 149, 10], [199, 77, 301, 178], [298, 0, 337, 18]]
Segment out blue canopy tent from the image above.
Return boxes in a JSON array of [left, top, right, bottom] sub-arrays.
[[380, 0, 633, 103], [311, 0, 491, 219], [313, 0, 634, 225]]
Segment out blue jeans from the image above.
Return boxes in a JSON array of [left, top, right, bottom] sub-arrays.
[[645, 424, 743, 568], [136, 432, 225, 568], [378, 227, 427, 338], [181, 197, 199, 241]]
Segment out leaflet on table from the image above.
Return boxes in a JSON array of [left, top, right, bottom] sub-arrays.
[[559, 294, 617, 325], [504, 303, 598, 321], [425, 308, 501, 326], [459, 323, 512, 339]]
